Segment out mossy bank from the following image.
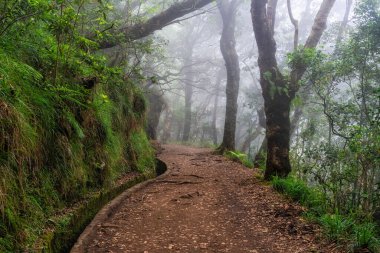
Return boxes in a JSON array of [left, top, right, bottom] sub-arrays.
[[0, 3, 157, 250]]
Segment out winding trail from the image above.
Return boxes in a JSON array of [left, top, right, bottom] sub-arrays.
[[71, 144, 343, 253]]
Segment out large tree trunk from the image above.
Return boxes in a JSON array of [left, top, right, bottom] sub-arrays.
[[217, 0, 241, 152], [251, 0, 291, 178], [251, 0, 336, 179]]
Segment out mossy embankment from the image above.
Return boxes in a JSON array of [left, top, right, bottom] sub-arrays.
[[0, 7, 156, 250], [0, 76, 156, 251]]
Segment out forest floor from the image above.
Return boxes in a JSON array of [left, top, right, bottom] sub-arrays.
[[71, 144, 345, 253]]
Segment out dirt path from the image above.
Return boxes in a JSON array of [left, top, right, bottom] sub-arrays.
[[71, 144, 344, 253]]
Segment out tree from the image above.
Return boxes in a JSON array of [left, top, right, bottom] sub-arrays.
[[95, 0, 215, 48], [182, 46, 195, 142], [250, 0, 336, 179], [289, 0, 354, 138], [217, 0, 241, 152]]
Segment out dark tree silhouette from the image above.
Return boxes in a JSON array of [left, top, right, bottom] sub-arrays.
[[251, 0, 336, 179]]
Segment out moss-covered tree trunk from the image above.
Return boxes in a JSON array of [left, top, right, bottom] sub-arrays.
[[251, 0, 336, 179]]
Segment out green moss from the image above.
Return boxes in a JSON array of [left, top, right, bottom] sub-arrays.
[[44, 174, 152, 253], [0, 8, 156, 251], [0, 68, 155, 251], [132, 130, 156, 173]]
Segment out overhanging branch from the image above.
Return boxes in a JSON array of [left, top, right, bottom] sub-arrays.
[[96, 0, 215, 49]]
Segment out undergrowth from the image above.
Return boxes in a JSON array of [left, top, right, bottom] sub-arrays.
[[0, 3, 155, 251], [272, 177, 380, 252], [225, 150, 254, 168]]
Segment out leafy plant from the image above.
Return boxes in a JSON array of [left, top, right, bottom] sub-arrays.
[[319, 214, 353, 243], [272, 176, 326, 214], [0, 0, 157, 250], [225, 150, 253, 168], [353, 223, 380, 252]]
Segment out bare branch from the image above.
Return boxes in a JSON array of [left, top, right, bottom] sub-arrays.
[[305, 0, 336, 48], [97, 0, 215, 49], [267, 0, 278, 34], [336, 0, 353, 44], [287, 0, 299, 50]]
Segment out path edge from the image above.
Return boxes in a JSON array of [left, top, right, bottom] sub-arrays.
[[70, 158, 170, 253]]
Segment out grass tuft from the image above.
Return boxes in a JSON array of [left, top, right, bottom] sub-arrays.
[[271, 176, 380, 252], [225, 150, 254, 168]]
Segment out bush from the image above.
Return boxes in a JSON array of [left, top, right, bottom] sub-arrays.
[[225, 151, 254, 168], [353, 223, 380, 252], [272, 177, 380, 252], [319, 214, 353, 243], [0, 12, 156, 251], [272, 176, 326, 215]]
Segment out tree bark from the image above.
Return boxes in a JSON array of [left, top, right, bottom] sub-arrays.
[[251, 0, 336, 179], [217, 0, 241, 152], [96, 0, 214, 49]]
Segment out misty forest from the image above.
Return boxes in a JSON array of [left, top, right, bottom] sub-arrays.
[[0, 0, 379, 252]]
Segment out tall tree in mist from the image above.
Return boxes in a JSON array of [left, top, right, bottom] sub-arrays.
[[289, 0, 353, 139], [211, 68, 224, 145], [251, 0, 336, 179], [182, 40, 195, 142], [217, 0, 241, 152]]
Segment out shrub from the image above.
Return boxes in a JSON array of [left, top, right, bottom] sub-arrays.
[[272, 176, 326, 215], [225, 151, 254, 168], [319, 214, 353, 243], [353, 222, 380, 252]]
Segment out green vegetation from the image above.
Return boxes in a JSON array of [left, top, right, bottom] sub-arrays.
[[0, 0, 379, 251], [268, 2, 380, 252], [225, 150, 254, 168], [0, 0, 156, 251], [272, 177, 326, 215], [272, 176, 380, 252]]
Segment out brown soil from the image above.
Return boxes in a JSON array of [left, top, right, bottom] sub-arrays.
[[71, 144, 345, 253]]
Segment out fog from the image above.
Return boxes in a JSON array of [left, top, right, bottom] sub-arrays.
[[129, 0, 356, 158]]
